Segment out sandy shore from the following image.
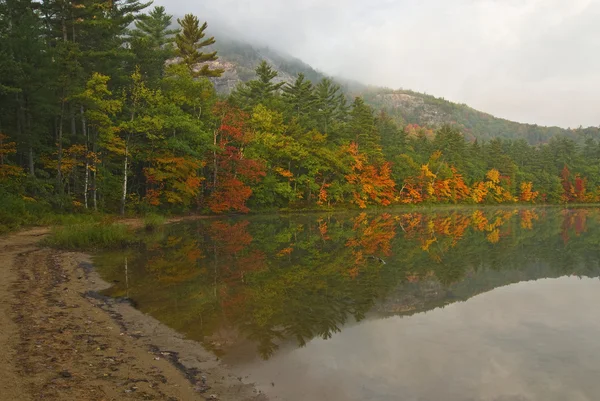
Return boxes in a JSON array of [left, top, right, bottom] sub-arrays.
[[0, 228, 267, 401]]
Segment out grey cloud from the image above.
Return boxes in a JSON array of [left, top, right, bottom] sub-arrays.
[[154, 0, 600, 128]]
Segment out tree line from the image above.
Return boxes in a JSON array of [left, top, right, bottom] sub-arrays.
[[1, 1, 600, 217]]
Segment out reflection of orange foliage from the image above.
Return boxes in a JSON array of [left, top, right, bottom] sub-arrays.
[[236, 250, 267, 274], [209, 221, 253, 254], [346, 213, 396, 256], [421, 237, 437, 251], [471, 210, 488, 231], [348, 266, 360, 279], [561, 209, 588, 243], [186, 248, 203, 262], [317, 219, 330, 240], [486, 229, 500, 244], [520, 210, 539, 230], [399, 213, 422, 233], [406, 272, 420, 283], [399, 210, 522, 253]]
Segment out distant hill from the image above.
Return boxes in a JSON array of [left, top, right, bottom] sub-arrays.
[[206, 37, 599, 145], [205, 37, 328, 93]]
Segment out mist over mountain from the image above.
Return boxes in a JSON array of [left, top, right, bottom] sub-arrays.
[[158, 0, 600, 130], [200, 33, 599, 145]]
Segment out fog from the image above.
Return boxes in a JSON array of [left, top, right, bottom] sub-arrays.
[[153, 0, 600, 128]]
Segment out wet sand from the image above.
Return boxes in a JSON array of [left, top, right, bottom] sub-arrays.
[[0, 228, 267, 401]]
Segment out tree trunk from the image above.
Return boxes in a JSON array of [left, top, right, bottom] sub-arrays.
[[120, 141, 128, 216], [57, 97, 65, 195], [28, 147, 34, 176], [213, 128, 218, 189], [92, 130, 97, 211], [25, 97, 35, 176], [70, 105, 77, 137], [81, 106, 88, 209]]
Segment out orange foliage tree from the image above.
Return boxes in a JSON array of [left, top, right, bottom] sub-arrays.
[[0, 134, 22, 180], [345, 142, 395, 208], [144, 153, 204, 207], [208, 103, 265, 213], [519, 182, 539, 203]]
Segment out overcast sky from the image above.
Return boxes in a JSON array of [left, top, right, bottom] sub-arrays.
[[154, 0, 600, 128]]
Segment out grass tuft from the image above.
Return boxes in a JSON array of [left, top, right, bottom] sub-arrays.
[[43, 222, 135, 250], [143, 213, 167, 231]]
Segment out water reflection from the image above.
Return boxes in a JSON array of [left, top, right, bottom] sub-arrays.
[[94, 208, 600, 361], [240, 278, 600, 401]]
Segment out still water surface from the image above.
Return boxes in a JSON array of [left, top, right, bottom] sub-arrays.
[[95, 208, 600, 401]]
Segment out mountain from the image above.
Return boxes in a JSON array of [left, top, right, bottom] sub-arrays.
[[207, 37, 599, 145]]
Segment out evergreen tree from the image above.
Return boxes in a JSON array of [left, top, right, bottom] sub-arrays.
[[282, 73, 317, 129], [130, 6, 178, 85], [231, 60, 284, 111], [175, 14, 223, 77], [314, 78, 347, 135], [347, 97, 383, 162]]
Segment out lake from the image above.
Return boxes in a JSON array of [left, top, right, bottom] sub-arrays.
[[94, 208, 600, 401]]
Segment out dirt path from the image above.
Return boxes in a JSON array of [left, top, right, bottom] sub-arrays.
[[0, 229, 265, 401]]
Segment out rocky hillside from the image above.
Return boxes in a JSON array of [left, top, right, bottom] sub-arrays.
[[206, 37, 328, 94], [208, 37, 599, 145]]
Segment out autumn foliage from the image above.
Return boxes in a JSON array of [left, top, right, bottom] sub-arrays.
[[345, 142, 395, 208], [208, 103, 265, 213]]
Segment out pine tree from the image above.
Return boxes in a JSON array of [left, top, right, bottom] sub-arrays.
[[348, 97, 383, 162], [314, 78, 346, 135], [282, 73, 317, 129], [231, 60, 284, 111], [130, 6, 178, 85], [377, 110, 406, 162], [175, 14, 223, 77]]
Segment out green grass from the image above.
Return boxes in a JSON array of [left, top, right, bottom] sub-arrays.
[[43, 222, 135, 250], [143, 213, 167, 231]]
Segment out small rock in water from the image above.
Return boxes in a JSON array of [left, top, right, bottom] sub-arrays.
[[59, 370, 72, 378], [208, 395, 218, 400]]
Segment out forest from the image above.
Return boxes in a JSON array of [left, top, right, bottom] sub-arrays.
[[2, 0, 600, 228]]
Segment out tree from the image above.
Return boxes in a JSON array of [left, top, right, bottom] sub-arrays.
[[345, 142, 395, 208], [231, 61, 284, 111], [208, 103, 265, 213], [315, 78, 347, 135], [347, 97, 383, 162], [282, 73, 317, 129], [130, 6, 179, 85], [175, 14, 223, 77], [75, 73, 122, 210]]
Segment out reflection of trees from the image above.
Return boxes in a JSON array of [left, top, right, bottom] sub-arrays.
[[96, 208, 600, 360]]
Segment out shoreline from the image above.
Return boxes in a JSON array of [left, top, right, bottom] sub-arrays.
[[0, 228, 266, 401]]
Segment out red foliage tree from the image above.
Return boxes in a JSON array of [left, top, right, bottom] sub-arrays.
[[208, 103, 265, 213]]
